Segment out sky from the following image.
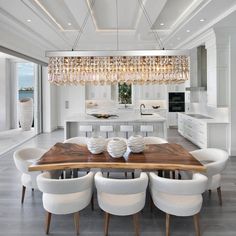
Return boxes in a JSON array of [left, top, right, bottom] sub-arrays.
[[17, 63, 34, 88]]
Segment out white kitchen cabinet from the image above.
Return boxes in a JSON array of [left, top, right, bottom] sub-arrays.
[[138, 84, 167, 100], [178, 113, 228, 150], [85, 84, 111, 100], [168, 112, 178, 127]]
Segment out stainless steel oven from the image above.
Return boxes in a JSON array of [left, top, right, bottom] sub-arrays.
[[168, 92, 185, 112]]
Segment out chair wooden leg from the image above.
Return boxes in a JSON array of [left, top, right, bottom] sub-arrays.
[[132, 172, 135, 179], [217, 187, 223, 206], [133, 213, 140, 236], [104, 212, 110, 236], [208, 189, 212, 197], [45, 211, 52, 235], [91, 193, 94, 211], [149, 193, 154, 212], [193, 213, 200, 236], [166, 213, 170, 236], [74, 212, 80, 235], [21, 186, 26, 204]]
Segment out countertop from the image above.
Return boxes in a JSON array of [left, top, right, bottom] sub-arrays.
[[179, 113, 229, 124], [65, 112, 166, 123]]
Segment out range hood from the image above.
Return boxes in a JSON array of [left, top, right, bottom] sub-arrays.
[[186, 46, 207, 91]]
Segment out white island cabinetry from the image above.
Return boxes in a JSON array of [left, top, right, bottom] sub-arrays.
[[178, 113, 228, 151], [65, 113, 167, 140]]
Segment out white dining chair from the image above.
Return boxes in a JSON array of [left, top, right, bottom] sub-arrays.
[[190, 148, 229, 205], [13, 147, 47, 204], [149, 172, 207, 236], [144, 136, 168, 145], [64, 136, 88, 146], [37, 171, 94, 235], [95, 171, 148, 236]]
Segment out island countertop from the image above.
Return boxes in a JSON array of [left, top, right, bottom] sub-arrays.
[[65, 112, 166, 123]]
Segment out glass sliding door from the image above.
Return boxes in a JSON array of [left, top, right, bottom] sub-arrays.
[[16, 62, 42, 134]]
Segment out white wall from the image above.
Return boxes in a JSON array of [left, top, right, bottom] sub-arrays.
[[57, 85, 86, 127], [0, 58, 11, 131], [229, 33, 236, 155], [42, 67, 58, 132]]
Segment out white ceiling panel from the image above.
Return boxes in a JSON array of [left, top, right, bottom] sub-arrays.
[[153, 0, 196, 30], [88, 0, 141, 30]]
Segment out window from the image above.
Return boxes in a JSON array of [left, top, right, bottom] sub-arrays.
[[118, 83, 132, 105], [17, 63, 34, 101]]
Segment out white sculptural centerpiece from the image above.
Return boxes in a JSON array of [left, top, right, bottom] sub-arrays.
[[87, 136, 106, 154], [127, 135, 145, 153], [107, 138, 127, 158]]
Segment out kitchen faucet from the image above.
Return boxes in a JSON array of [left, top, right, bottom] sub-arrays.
[[140, 103, 145, 115]]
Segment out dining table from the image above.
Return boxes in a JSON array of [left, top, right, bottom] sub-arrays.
[[28, 142, 206, 172]]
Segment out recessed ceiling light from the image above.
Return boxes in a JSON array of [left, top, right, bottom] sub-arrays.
[[200, 18, 205, 22], [27, 19, 31, 22], [160, 23, 164, 26], [67, 22, 72, 26], [186, 30, 190, 33]]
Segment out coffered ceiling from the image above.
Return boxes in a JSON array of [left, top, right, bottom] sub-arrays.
[[0, 0, 236, 61]]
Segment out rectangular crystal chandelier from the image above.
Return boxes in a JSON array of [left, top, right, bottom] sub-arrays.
[[47, 50, 189, 86]]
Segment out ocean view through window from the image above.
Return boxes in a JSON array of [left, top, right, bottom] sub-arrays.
[[17, 63, 34, 100]]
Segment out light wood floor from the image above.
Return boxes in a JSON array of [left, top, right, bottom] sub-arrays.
[[0, 129, 235, 236]]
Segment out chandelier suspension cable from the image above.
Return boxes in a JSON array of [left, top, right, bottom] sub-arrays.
[[72, 0, 96, 50], [116, 0, 119, 50], [137, 0, 164, 49]]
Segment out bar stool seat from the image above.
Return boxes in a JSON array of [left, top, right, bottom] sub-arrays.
[[120, 125, 133, 138], [79, 125, 93, 137], [140, 125, 153, 137], [100, 125, 113, 138]]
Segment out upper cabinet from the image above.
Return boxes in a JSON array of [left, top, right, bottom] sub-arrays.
[[85, 84, 112, 100], [136, 84, 167, 100]]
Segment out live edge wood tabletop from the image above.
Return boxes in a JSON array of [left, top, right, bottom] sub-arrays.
[[28, 143, 206, 172]]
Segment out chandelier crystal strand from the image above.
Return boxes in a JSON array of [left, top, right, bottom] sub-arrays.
[[48, 55, 189, 85]]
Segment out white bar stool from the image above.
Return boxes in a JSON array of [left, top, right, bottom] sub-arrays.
[[140, 125, 153, 137], [79, 125, 93, 137], [100, 125, 113, 138], [120, 125, 134, 139]]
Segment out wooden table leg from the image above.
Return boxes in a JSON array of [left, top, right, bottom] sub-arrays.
[[21, 186, 26, 204]]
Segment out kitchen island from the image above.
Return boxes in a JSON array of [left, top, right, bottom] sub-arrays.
[[64, 112, 167, 140]]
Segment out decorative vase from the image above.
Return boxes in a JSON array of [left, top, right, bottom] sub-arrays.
[[19, 98, 33, 131], [127, 135, 145, 153], [107, 138, 127, 158], [87, 136, 106, 154]]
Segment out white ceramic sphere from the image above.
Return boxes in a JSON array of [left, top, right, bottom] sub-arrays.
[[87, 136, 106, 154], [107, 138, 127, 158], [127, 135, 145, 153]]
